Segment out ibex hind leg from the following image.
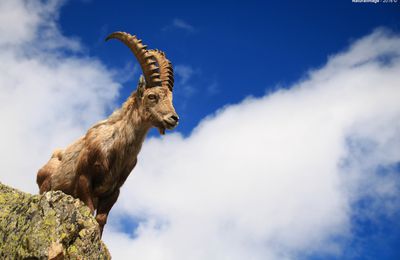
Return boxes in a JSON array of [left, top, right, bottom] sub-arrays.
[[38, 175, 51, 194], [36, 148, 63, 194], [37, 165, 56, 194], [37, 165, 55, 194]]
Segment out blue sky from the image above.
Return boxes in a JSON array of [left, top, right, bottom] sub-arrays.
[[58, 0, 400, 135], [62, 1, 400, 258], [0, 0, 399, 259]]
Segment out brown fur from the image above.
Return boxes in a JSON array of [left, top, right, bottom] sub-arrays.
[[37, 76, 178, 236]]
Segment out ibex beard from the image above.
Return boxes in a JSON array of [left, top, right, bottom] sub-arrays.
[[36, 32, 179, 236]]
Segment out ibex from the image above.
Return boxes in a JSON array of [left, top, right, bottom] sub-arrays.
[[36, 32, 179, 236]]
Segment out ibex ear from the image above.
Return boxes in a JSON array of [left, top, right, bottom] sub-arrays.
[[136, 75, 146, 99]]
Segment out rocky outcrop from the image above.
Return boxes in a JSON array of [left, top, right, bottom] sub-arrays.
[[0, 182, 111, 259]]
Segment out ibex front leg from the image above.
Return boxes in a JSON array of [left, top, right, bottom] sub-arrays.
[[96, 189, 120, 237]]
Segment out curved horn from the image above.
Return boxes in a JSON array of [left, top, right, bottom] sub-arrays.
[[105, 31, 162, 87], [148, 49, 174, 91]]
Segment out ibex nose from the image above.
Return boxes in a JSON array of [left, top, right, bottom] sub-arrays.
[[170, 114, 179, 123], [164, 113, 179, 129]]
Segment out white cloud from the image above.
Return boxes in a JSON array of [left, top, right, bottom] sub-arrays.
[[0, 0, 40, 45], [0, 1, 399, 259], [172, 19, 195, 32], [175, 66, 218, 97], [0, 0, 120, 192], [162, 18, 195, 33], [103, 29, 400, 259], [174, 64, 197, 99], [175, 65, 194, 85], [0, 0, 80, 51]]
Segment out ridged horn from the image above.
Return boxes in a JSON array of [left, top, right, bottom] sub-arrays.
[[105, 31, 161, 87], [148, 49, 174, 91]]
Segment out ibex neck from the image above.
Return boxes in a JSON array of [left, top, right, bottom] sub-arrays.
[[119, 96, 151, 148]]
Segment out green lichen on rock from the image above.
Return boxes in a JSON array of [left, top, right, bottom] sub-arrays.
[[0, 182, 111, 259]]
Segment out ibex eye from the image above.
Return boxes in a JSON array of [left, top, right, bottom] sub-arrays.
[[148, 94, 157, 100]]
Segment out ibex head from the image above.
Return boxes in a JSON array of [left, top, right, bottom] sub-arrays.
[[106, 32, 179, 135]]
